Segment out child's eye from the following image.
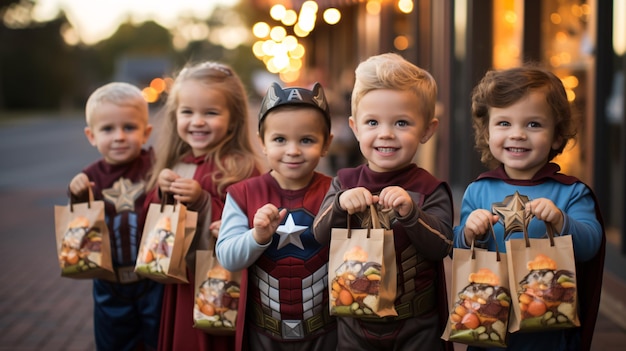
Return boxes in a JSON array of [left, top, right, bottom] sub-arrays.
[[496, 121, 510, 127], [123, 124, 139, 132], [528, 121, 541, 128], [366, 120, 378, 126], [273, 136, 285, 143], [100, 125, 114, 132], [301, 137, 315, 144], [396, 120, 409, 127]]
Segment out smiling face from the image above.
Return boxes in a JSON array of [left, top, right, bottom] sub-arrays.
[[349, 89, 437, 173], [176, 80, 231, 157], [85, 102, 152, 165], [261, 107, 332, 190], [488, 90, 562, 180]]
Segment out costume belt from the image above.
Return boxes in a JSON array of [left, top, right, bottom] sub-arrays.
[[358, 283, 436, 323], [114, 265, 144, 284], [251, 301, 334, 340]]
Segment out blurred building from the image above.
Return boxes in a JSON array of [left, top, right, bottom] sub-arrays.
[[248, 0, 625, 293]]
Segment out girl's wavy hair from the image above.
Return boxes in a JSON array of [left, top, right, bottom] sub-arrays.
[[471, 65, 577, 168], [351, 53, 437, 122], [147, 61, 259, 196]]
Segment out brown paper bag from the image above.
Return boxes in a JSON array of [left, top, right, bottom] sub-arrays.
[[506, 221, 579, 333], [442, 224, 511, 347], [329, 205, 397, 318], [134, 197, 195, 283], [193, 238, 241, 335], [55, 187, 115, 280]]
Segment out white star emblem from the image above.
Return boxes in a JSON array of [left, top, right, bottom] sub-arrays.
[[276, 213, 307, 250]]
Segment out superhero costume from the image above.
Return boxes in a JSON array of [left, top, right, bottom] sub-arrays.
[[71, 148, 163, 351], [453, 162, 605, 351], [217, 172, 337, 351], [313, 163, 455, 351], [148, 153, 257, 351]]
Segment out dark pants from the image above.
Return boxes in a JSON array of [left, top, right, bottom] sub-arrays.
[[93, 279, 163, 351], [337, 312, 444, 351]]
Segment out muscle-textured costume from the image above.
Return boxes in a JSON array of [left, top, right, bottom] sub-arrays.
[[313, 164, 454, 351], [453, 163, 605, 351], [217, 172, 337, 351], [73, 149, 163, 351]]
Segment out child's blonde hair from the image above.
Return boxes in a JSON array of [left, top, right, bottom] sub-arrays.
[[85, 82, 148, 126], [147, 61, 258, 196], [351, 53, 438, 122], [471, 65, 576, 168]]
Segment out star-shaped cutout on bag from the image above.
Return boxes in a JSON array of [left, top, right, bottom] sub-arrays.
[[102, 178, 145, 212], [276, 213, 307, 250], [492, 191, 531, 237]]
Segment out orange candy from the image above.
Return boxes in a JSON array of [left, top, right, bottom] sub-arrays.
[[461, 312, 480, 329], [338, 289, 354, 306]]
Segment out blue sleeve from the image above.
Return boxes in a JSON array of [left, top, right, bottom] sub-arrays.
[[216, 194, 270, 271], [558, 183, 603, 262]]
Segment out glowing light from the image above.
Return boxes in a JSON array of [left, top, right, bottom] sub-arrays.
[[566, 89, 576, 102], [504, 10, 517, 24], [150, 78, 166, 93], [270, 26, 287, 42], [293, 23, 310, 37], [323, 8, 341, 25], [270, 4, 286, 21], [550, 13, 562, 24], [366, 1, 382, 15], [252, 40, 265, 57], [280, 70, 300, 83], [142, 87, 159, 103], [253, 22, 270, 38], [398, 0, 414, 14], [614, 0, 626, 55], [394, 35, 409, 50], [282, 10, 298, 26], [562, 75, 579, 89]]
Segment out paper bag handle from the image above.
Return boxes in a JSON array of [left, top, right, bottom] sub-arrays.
[[522, 216, 556, 248], [470, 221, 502, 262], [345, 204, 381, 239], [159, 191, 182, 213], [70, 185, 95, 212]]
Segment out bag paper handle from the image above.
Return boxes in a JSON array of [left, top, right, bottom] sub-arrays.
[[522, 215, 556, 248], [470, 221, 502, 262], [70, 185, 95, 212], [345, 204, 380, 239]]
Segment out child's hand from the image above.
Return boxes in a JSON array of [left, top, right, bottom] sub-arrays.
[[170, 178, 202, 204], [252, 204, 287, 245], [339, 187, 377, 214], [526, 198, 564, 233], [379, 186, 413, 217], [209, 220, 221, 238], [158, 169, 180, 193], [464, 209, 499, 244], [69, 173, 93, 197]]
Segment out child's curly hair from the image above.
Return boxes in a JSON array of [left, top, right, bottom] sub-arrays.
[[471, 65, 577, 168]]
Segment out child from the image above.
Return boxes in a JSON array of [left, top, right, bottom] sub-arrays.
[[68, 82, 162, 351], [216, 82, 337, 351], [453, 65, 605, 351], [313, 53, 454, 351], [144, 61, 261, 351]]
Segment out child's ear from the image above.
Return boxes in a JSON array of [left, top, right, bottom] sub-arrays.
[[257, 132, 268, 155], [348, 116, 359, 141], [552, 135, 564, 151], [84, 126, 97, 147], [321, 133, 334, 157], [420, 118, 439, 144], [143, 124, 153, 143]]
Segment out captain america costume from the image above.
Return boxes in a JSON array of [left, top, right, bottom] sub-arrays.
[[217, 172, 336, 350]]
